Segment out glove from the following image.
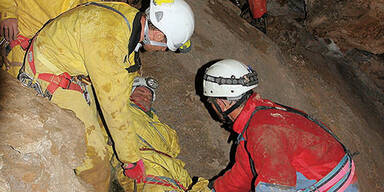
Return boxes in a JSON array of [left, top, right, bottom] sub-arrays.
[[122, 159, 146, 183], [188, 177, 214, 192]]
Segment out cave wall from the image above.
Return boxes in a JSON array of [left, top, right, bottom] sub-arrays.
[[0, 71, 92, 192], [305, 0, 384, 54]]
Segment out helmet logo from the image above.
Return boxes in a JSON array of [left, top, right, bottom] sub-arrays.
[[155, 11, 163, 22], [153, 0, 175, 6]]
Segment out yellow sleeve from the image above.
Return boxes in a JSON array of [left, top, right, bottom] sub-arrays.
[[81, 15, 141, 164], [189, 177, 212, 192], [85, 46, 141, 164], [0, 0, 17, 20]]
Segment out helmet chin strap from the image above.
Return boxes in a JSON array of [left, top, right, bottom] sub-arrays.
[[212, 91, 252, 123], [211, 99, 232, 124], [143, 18, 168, 47]]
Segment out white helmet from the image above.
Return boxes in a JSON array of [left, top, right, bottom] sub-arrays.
[[131, 76, 159, 102], [203, 59, 258, 99], [147, 0, 195, 51]]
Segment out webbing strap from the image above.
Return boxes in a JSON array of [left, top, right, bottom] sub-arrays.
[[38, 72, 83, 94], [235, 106, 263, 183], [125, 52, 141, 73], [144, 175, 187, 191], [327, 160, 354, 192], [86, 2, 142, 73], [10, 35, 30, 50], [86, 2, 131, 31], [24, 40, 84, 95], [316, 154, 349, 188], [137, 134, 172, 158], [274, 103, 349, 152]]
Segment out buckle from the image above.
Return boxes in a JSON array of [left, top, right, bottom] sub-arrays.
[[56, 73, 72, 89]]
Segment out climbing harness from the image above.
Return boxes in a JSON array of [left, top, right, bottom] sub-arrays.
[[237, 103, 356, 192], [18, 39, 91, 104]]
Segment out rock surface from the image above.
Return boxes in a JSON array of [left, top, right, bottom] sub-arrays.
[[305, 0, 384, 54], [0, 71, 91, 192]]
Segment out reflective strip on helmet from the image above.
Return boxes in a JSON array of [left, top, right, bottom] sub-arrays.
[[203, 72, 259, 86]]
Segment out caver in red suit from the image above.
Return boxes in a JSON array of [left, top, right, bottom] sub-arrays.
[[202, 59, 359, 192], [212, 93, 359, 191]]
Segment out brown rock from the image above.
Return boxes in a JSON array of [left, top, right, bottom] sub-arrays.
[[0, 71, 92, 192], [306, 0, 384, 54]]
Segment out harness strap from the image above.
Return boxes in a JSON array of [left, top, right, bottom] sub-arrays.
[[144, 175, 187, 191], [25, 40, 85, 95], [125, 52, 141, 73], [10, 35, 30, 50], [86, 2, 142, 74], [299, 154, 355, 192], [38, 72, 83, 94], [85, 2, 131, 31]]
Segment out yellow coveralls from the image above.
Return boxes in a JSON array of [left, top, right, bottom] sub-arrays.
[[116, 103, 192, 191], [0, 0, 90, 77], [19, 2, 145, 191]]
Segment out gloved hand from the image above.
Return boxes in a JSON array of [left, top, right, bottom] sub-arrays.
[[188, 177, 214, 192], [122, 159, 146, 183]]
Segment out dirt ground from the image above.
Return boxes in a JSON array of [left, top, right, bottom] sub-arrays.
[[139, 0, 384, 191]]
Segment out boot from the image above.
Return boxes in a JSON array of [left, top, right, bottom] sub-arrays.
[[250, 13, 267, 34]]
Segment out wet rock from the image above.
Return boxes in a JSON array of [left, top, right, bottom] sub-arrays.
[[305, 0, 384, 54], [0, 71, 92, 192], [340, 50, 384, 115]]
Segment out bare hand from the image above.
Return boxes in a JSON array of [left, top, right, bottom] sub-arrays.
[[130, 86, 154, 112], [1, 18, 19, 41]]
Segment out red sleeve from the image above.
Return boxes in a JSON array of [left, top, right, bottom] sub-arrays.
[[213, 144, 253, 192], [247, 123, 297, 187]]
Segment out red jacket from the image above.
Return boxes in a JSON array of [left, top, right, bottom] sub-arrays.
[[213, 93, 345, 191]]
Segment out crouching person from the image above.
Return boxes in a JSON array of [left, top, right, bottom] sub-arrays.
[[117, 76, 192, 191], [197, 59, 359, 192]]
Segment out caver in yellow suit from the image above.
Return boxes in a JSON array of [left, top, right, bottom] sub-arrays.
[[17, 2, 152, 191], [115, 102, 192, 191], [0, 0, 90, 77]]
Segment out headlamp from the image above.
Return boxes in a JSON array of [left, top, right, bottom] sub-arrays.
[[145, 77, 159, 89], [132, 76, 159, 102], [203, 71, 258, 86]]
